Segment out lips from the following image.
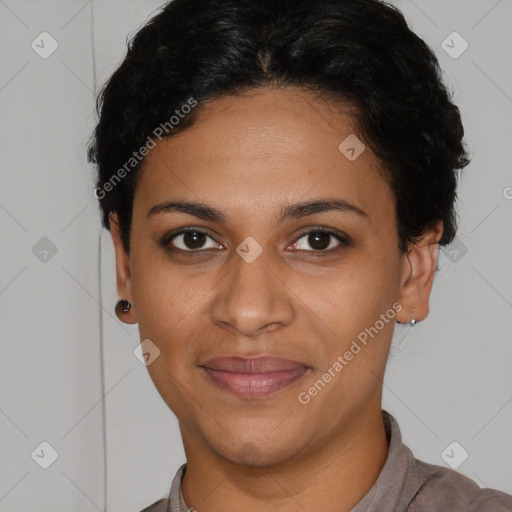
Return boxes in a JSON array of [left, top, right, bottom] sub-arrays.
[[199, 356, 309, 398]]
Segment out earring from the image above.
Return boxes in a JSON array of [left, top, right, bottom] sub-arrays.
[[409, 318, 417, 326], [115, 299, 132, 320]]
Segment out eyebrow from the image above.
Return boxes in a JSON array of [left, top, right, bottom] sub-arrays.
[[147, 198, 368, 223]]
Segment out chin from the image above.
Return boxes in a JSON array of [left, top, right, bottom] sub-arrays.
[[210, 433, 301, 469]]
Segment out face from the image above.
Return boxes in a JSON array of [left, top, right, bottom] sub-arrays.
[[111, 86, 441, 468]]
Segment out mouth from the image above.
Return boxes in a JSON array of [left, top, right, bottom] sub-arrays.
[[199, 356, 310, 398]]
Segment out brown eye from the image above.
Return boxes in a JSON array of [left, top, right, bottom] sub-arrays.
[[179, 230, 207, 250], [164, 228, 222, 253], [307, 232, 331, 250], [292, 229, 350, 253]]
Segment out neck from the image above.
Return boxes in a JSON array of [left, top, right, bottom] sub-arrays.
[[180, 403, 389, 512]]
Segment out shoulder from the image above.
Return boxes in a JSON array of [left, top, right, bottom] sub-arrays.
[[139, 497, 169, 512], [138, 462, 188, 512], [409, 459, 512, 511]]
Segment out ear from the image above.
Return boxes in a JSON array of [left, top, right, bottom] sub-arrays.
[[396, 220, 443, 324], [110, 212, 137, 324]]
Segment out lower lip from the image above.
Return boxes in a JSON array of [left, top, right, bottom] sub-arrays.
[[200, 366, 309, 398]]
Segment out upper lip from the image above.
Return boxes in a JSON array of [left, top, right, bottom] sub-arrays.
[[200, 356, 308, 373]]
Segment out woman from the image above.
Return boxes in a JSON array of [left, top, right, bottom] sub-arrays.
[[88, 0, 512, 510]]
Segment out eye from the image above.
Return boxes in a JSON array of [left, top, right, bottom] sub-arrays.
[[160, 226, 351, 257], [291, 228, 350, 254], [162, 228, 223, 254]]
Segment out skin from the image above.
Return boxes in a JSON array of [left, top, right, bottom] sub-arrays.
[[110, 85, 442, 512]]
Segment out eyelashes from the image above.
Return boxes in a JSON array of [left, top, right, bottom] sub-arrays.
[[159, 226, 352, 257], [291, 228, 350, 253], [163, 228, 221, 254]]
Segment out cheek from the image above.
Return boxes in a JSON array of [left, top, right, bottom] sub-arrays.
[[301, 252, 399, 375], [130, 250, 199, 341], [315, 254, 397, 321], [130, 252, 223, 372]]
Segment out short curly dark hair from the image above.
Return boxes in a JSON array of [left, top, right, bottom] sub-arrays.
[[87, 0, 471, 256]]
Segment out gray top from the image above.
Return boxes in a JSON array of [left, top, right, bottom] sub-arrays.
[[140, 410, 512, 511]]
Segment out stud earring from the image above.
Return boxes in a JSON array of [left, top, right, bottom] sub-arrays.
[[409, 318, 417, 326], [115, 299, 132, 320]]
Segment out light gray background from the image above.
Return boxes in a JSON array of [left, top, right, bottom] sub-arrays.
[[0, 0, 511, 511]]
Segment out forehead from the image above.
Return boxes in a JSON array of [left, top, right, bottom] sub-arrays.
[[134, 86, 393, 223]]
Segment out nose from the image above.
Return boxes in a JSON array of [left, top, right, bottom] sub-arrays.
[[210, 244, 295, 337]]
